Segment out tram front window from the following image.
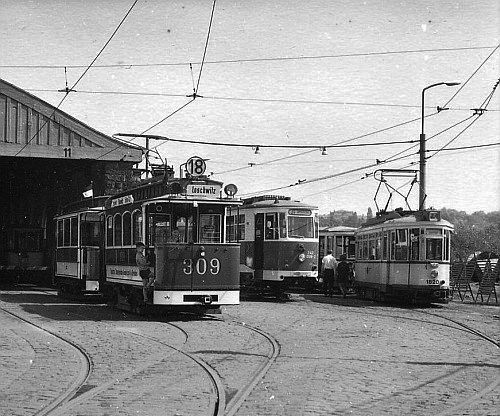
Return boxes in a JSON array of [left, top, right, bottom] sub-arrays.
[[288, 216, 314, 239], [426, 238, 443, 260], [199, 214, 221, 243]]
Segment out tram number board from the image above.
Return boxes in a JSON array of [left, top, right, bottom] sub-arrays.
[[185, 156, 206, 177], [183, 258, 220, 275]]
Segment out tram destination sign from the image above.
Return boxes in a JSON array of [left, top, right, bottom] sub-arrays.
[[111, 194, 134, 207], [186, 184, 222, 197]]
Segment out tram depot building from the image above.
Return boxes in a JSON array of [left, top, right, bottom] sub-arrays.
[[0, 79, 142, 285]]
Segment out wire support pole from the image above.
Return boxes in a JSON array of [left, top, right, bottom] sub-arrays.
[[419, 81, 460, 210]]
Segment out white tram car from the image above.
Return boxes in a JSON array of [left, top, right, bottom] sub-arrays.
[[54, 197, 107, 297], [354, 209, 453, 303]]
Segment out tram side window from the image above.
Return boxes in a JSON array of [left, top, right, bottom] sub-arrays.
[[63, 218, 70, 246], [362, 237, 368, 260], [199, 214, 221, 243], [346, 236, 356, 258], [265, 213, 279, 240], [57, 220, 64, 247], [335, 236, 343, 258], [70, 217, 78, 246], [123, 212, 132, 246], [368, 235, 376, 260], [444, 230, 450, 261], [279, 213, 286, 238], [106, 216, 113, 247], [375, 235, 381, 259], [410, 228, 420, 260], [132, 210, 143, 244], [114, 214, 122, 246], [390, 231, 396, 260], [226, 214, 245, 242], [226, 215, 235, 242], [394, 229, 408, 261], [382, 233, 388, 260]]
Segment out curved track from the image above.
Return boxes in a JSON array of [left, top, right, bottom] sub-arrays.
[[223, 320, 281, 416], [0, 305, 92, 416], [329, 301, 500, 415]]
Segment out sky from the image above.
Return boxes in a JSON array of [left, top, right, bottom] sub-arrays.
[[1, 0, 499, 215]]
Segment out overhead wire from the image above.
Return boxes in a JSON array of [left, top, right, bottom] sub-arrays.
[[13, 0, 140, 157], [22, 88, 481, 111], [1, 45, 495, 69], [238, 108, 489, 198], [117, 133, 418, 149], [195, 0, 217, 93], [97, 0, 218, 161], [441, 44, 499, 108], [427, 78, 499, 160]]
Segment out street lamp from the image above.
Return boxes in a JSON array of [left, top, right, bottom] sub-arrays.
[[419, 81, 460, 210]]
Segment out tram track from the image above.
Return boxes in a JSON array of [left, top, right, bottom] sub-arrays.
[[0, 303, 92, 416], [222, 319, 281, 416], [309, 298, 499, 415]]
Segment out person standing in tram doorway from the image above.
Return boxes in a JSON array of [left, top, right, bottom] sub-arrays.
[[322, 249, 337, 297], [136, 242, 154, 304]]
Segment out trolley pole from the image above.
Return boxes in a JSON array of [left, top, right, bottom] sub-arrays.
[[419, 82, 460, 210], [145, 136, 150, 178]]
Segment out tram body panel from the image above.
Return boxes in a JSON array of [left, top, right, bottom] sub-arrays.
[[155, 243, 240, 291], [256, 240, 318, 281]]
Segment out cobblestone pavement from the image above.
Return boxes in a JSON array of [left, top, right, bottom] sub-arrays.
[[225, 294, 500, 416], [0, 287, 498, 416]]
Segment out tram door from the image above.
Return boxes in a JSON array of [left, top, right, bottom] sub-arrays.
[[80, 213, 102, 290], [254, 213, 265, 274]]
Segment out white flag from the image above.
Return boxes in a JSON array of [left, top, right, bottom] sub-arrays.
[[83, 184, 93, 198]]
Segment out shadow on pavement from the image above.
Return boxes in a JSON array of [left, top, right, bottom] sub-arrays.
[[0, 286, 224, 323]]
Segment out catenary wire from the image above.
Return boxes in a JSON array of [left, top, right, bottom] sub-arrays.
[[97, 0, 219, 160], [441, 44, 499, 108], [427, 77, 499, 160], [238, 110, 490, 197], [117, 133, 418, 149], [0, 46, 495, 69], [195, 0, 217, 93], [23, 88, 482, 111], [13, 0, 139, 157]]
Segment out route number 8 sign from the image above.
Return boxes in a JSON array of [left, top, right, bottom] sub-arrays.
[[185, 156, 206, 177]]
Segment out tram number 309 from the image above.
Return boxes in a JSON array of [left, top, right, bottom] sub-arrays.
[[183, 258, 221, 275]]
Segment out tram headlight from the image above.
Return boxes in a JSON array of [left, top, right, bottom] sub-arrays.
[[430, 269, 439, 278], [298, 253, 306, 262]]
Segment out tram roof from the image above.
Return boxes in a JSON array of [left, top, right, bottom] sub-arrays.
[[359, 210, 453, 231], [241, 195, 318, 210], [320, 226, 357, 234]]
